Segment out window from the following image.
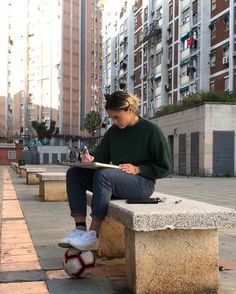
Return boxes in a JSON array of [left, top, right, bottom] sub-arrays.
[[210, 52, 216, 67], [224, 76, 229, 91], [156, 52, 162, 65], [210, 81, 215, 92], [144, 64, 147, 77], [210, 22, 216, 39], [155, 77, 161, 88], [180, 89, 189, 99], [182, 39, 188, 50], [225, 17, 229, 31], [8, 151, 16, 160], [182, 8, 190, 24], [169, 4, 173, 20], [28, 103, 34, 109], [223, 48, 229, 58], [143, 45, 147, 57], [190, 83, 197, 94], [211, 0, 216, 10], [181, 64, 188, 75], [192, 0, 198, 15]]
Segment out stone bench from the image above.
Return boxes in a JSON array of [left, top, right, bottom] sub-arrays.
[[16, 164, 21, 174], [87, 192, 236, 294], [21, 167, 46, 184], [36, 172, 67, 201], [10, 162, 18, 170], [19, 165, 29, 178]]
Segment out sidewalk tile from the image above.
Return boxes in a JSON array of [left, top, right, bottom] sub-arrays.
[[0, 281, 49, 294], [1, 253, 39, 263], [0, 261, 41, 272], [2, 201, 23, 218]]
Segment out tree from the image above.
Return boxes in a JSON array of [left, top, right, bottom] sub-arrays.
[[31, 120, 59, 145], [84, 111, 101, 135]]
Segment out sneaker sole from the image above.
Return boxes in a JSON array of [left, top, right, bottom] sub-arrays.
[[58, 242, 72, 248], [69, 240, 98, 251]]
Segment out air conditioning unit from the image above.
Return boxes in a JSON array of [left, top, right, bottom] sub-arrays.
[[222, 56, 229, 64]]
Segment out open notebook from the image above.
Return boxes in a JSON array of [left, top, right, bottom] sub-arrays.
[[61, 161, 119, 169]]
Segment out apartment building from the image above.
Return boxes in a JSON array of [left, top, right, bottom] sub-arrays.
[[0, 0, 102, 143], [101, 0, 236, 175], [101, 0, 235, 117], [0, 0, 28, 139], [209, 0, 234, 92]]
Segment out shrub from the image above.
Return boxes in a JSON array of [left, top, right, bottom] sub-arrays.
[[155, 91, 236, 117]]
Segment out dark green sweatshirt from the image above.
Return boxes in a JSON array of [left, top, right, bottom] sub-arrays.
[[92, 117, 171, 180]]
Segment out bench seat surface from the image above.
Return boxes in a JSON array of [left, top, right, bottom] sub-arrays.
[[88, 192, 236, 231]]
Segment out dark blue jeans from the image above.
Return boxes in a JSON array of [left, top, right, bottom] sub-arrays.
[[66, 167, 155, 220]]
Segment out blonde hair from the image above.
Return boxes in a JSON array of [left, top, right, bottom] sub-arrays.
[[105, 91, 140, 115]]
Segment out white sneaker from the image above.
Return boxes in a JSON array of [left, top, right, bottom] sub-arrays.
[[58, 229, 86, 248], [69, 230, 100, 251]]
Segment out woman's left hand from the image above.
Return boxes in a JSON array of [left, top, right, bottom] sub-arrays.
[[119, 163, 140, 175]]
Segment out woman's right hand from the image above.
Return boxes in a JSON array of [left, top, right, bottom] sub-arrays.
[[81, 154, 94, 163]]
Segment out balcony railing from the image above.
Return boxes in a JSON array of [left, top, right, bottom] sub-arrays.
[[142, 21, 162, 43]]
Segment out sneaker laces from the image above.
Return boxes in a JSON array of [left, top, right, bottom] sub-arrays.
[[68, 229, 86, 238]]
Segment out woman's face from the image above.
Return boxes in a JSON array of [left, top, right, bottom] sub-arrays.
[[107, 108, 134, 129]]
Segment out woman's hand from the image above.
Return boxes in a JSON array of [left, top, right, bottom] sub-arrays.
[[81, 154, 94, 163], [119, 163, 140, 175]]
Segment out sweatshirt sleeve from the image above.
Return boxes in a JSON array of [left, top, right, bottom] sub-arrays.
[[139, 126, 172, 179], [90, 129, 111, 163]]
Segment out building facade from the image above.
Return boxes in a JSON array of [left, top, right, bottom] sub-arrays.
[[100, 0, 236, 175], [101, 0, 235, 119], [153, 103, 236, 176], [0, 0, 102, 143]]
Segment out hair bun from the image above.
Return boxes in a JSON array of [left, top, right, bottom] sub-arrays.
[[104, 93, 110, 101]]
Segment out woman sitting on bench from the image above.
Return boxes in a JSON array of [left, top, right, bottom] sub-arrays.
[[59, 90, 171, 251]]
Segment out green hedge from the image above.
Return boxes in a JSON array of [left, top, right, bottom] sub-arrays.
[[155, 92, 236, 117]]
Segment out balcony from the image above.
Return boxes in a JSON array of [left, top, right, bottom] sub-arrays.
[[120, 60, 127, 70], [181, 47, 190, 59], [142, 21, 162, 43], [182, 21, 191, 33], [155, 87, 161, 97], [182, 0, 191, 9], [181, 75, 189, 85], [155, 65, 161, 76]]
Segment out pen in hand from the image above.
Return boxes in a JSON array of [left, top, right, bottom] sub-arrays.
[[83, 146, 89, 156], [81, 146, 94, 162]]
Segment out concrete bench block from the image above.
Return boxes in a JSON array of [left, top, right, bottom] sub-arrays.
[[10, 162, 18, 170], [106, 193, 236, 294], [125, 228, 218, 294], [20, 167, 27, 178], [98, 216, 125, 258], [25, 168, 46, 184], [86, 190, 236, 293], [36, 172, 67, 202]]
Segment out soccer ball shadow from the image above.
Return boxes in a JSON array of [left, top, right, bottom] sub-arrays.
[[62, 247, 96, 278]]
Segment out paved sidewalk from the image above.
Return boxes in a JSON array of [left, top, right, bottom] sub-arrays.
[[0, 166, 236, 293]]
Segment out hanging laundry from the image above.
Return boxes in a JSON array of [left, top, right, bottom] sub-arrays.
[[187, 37, 194, 47]]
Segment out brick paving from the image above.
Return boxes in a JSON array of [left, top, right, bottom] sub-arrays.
[[0, 167, 49, 294], [0, 166, 236, 293]]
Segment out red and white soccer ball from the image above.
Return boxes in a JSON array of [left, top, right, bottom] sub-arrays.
[[62, 247, 96, 278]]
